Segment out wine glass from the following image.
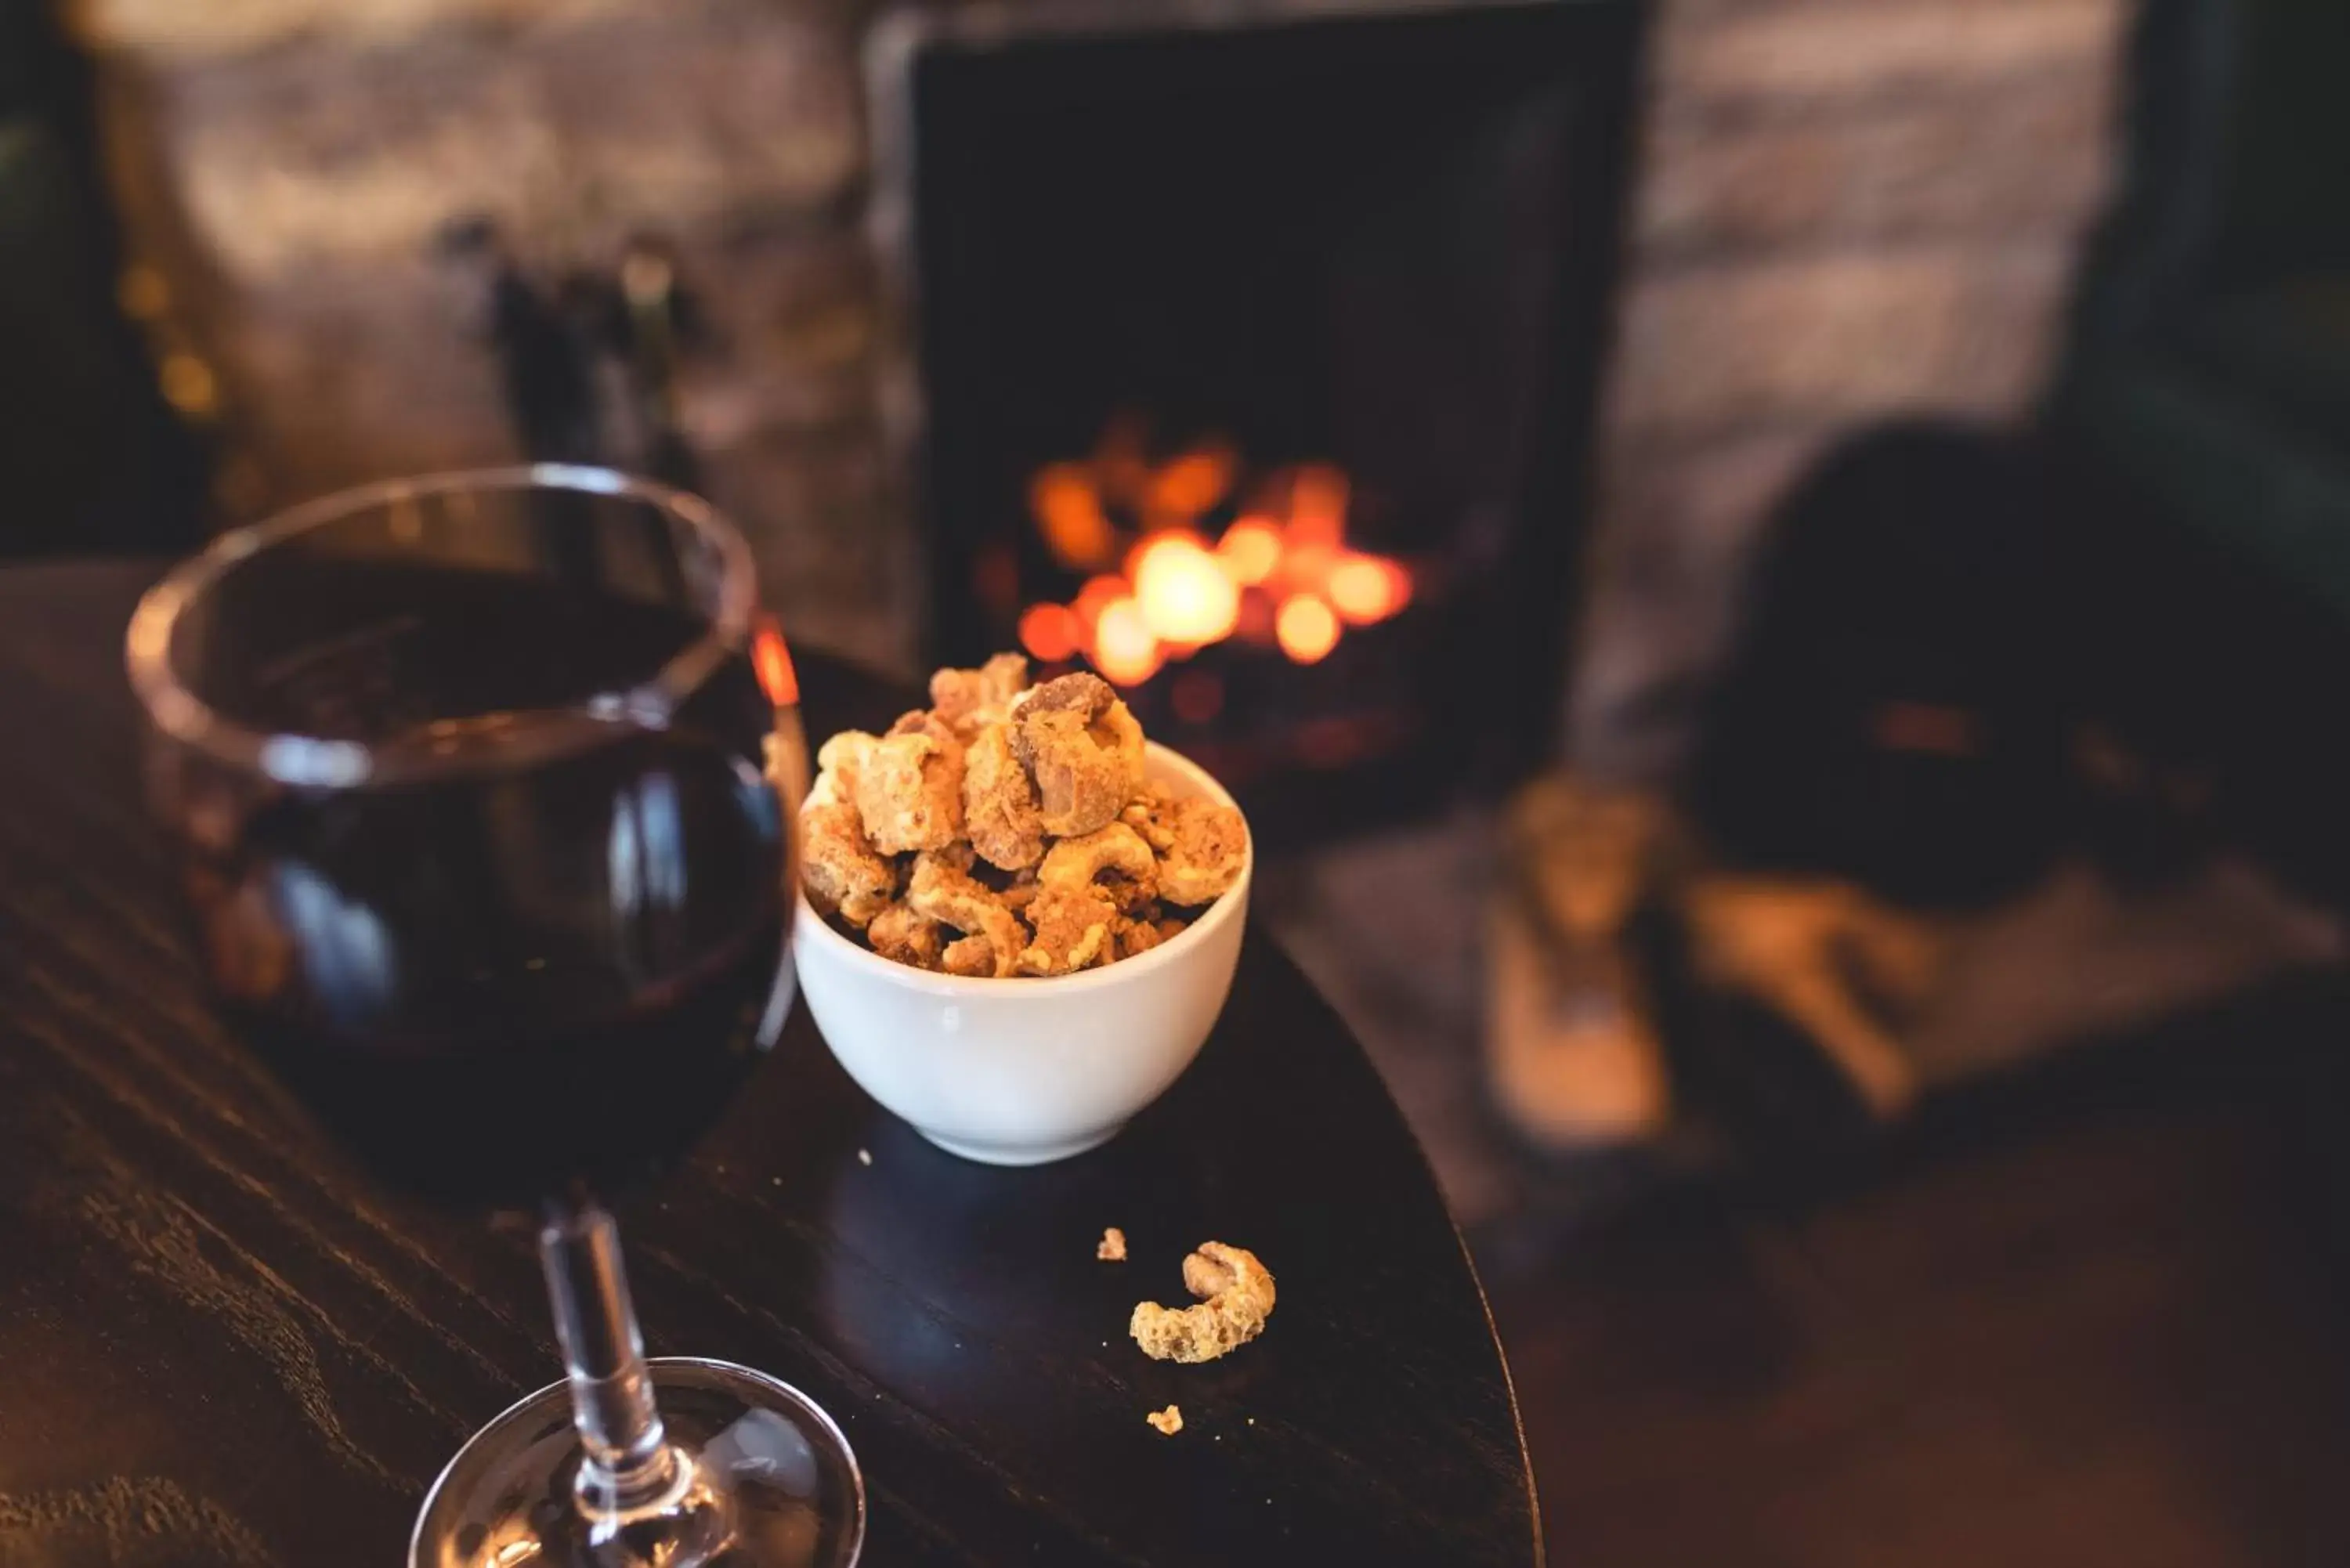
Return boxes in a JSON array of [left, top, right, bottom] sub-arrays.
[[125, 465, 862, 1568]]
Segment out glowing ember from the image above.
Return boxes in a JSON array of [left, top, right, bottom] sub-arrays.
[[1018, 602, 1081, 663], [1234, 587, 1278, 643], [1287, 464, 1348, 548], [1274, 595, 1340, 664], [1145, 446, 1236, 522], [1018, 428, 1412, 681], [1032, 464, 1117, 571], [1072, 574, 1128, 635], [1326, 554, 1411, 626], [1094, 596, 1162, 686], [1217, 518, 1283, 586], [1131, 533, 1239, 645]]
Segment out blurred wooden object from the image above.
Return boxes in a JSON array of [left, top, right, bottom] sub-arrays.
[[1484, 767, 2338, 1151], [1485, 775, 1676, 1149], [1682, 876, 1939, 1119]]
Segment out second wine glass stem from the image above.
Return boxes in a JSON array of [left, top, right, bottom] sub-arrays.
[[540, 1197, 674, 1503]]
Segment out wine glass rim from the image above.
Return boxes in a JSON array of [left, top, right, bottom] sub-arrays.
[[125, 464, 761, 789]]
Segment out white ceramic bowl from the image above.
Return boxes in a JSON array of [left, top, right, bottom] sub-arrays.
[[793, 742, 1251, 1165]]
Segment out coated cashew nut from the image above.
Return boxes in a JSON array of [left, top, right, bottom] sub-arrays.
[[1015, 883, 1117, 977], [799, 800, 896, 927], [866, 900, 945, 970], [962, 721, 1047, 871], [1129, 1241, 1276, 1364], [1039, 822, 1158, 914], [1120, 786, 1246, 907], [854, 720, 966, 855], [929, 652, 1029, 738], [905, 851, 1022, 978], [1010, 674, 1146, 837]]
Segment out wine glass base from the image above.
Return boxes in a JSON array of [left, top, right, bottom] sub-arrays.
[[411, 1357, 864, 1568]]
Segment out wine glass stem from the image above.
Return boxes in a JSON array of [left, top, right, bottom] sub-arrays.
[[539, 1196, 675, 1504]]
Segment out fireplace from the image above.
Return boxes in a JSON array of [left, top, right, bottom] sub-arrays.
[[870, 0, 1643, 845]]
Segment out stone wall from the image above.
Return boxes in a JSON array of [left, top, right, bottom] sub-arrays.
[[74, 0, 899, 666], [1575, 0, 2125, 775], [70, 0, 2127, 699]]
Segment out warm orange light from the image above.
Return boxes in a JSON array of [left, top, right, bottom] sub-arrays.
[[1275, 594, 1340, 664], [1131, 533, 1238, 644], [1216, 517, 1283, 586], [1018, 602, 1081, 663], [1020, 431, 1412, 687], [1146, 445, 1236, 521], [1234, 586, 1278, 644], [1094, 597, 1162, 686], [1030, 463, 1116, 570], [1282, 541, 1339, 594], [1288, 464, 1349, 548], [1072, 573, 1127, 634], [1328, 554, 1412, 625], [752, 623, 799, 706]]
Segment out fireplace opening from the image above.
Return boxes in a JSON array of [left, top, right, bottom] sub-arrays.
[[871, 0, 1643, 845]]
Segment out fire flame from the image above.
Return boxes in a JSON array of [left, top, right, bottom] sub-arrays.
[[1274, 594, 1340, 664], [1021, 435, 1412, 686], [1129, 533, 1238, 645]]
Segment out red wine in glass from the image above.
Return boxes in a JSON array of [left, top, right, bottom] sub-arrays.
[[130, 468, 861, 1568], [204, 563, 787, 1208]]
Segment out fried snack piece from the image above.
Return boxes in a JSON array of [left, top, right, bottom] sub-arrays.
[[1097, 1227, 1127, 1262], [1011, 674, 1146, 836], [1040, 822, 1158, 915], [815, 730, 877, 804], [866, 901, 945, 970], [926, 837, 978, 874], [1123, 786, 1246, 906], [930, 652, 1029, 736], [889, 707, 960, 745], [1130, 1241, 1276, 1364], [1145, 1405, 1183, 1436], [1017, 883, 1117, 977], [962, 721, 1047, 871], [1112, 916, 1163, 960], [854, 722, 966, 855], [941, 934, 1000, 977], [996, 865, 1042, 916], [800, 802, 897, 927], [905, 851, 1021, 977]]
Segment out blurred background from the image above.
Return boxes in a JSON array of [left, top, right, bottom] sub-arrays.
[[9, 0, 2350, 1560]]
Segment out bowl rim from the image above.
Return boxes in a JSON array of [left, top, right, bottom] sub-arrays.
[[793, 739, 1250, 997]]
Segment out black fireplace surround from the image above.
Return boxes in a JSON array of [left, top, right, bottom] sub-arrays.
[[870, 0, 1643, 846]]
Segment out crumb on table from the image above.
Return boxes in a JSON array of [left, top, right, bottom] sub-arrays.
[[1097, 1226, 1127, 1261], [1145, 1404, 1183, 1436]]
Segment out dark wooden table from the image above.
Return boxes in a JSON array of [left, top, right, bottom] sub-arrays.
[[0, 559, 1538, 1567]]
